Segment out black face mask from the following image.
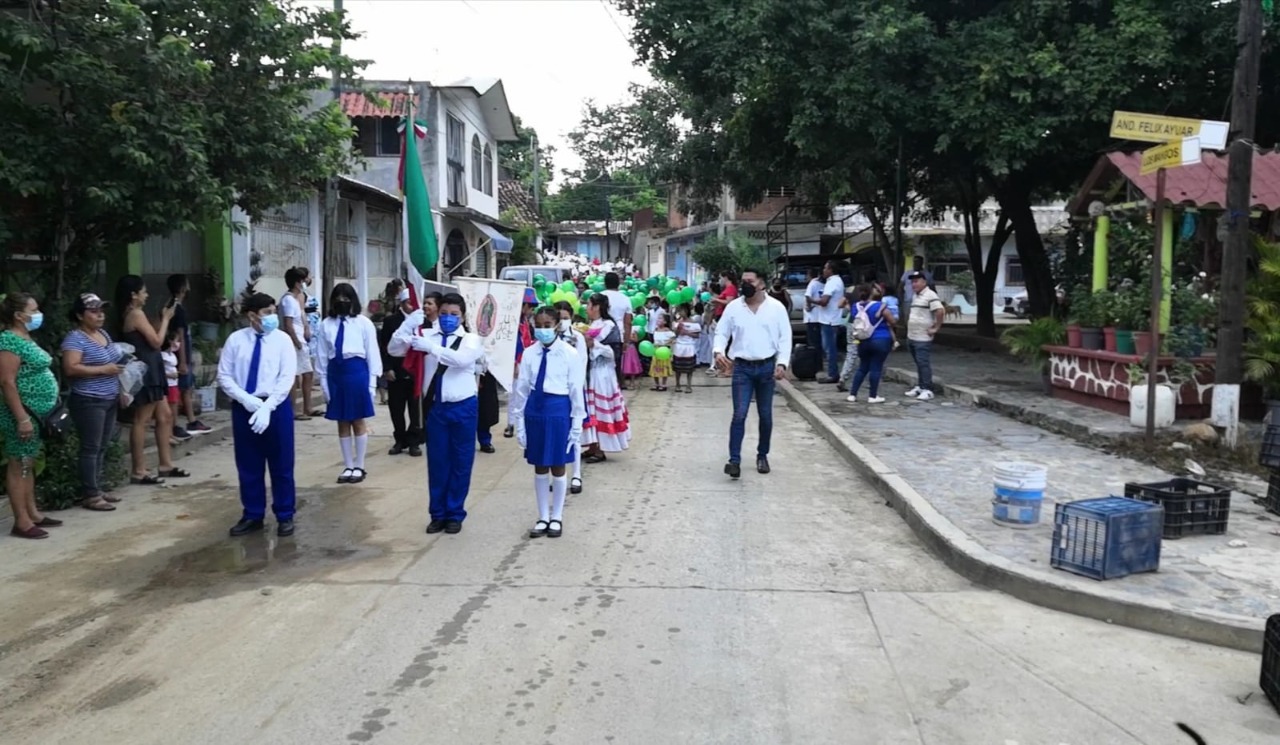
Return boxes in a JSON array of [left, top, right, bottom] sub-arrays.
[[741, 283, 758, 299], [334, 298, 353, 315]]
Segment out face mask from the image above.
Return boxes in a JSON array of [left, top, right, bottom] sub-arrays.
[[534, 328, 557, 345], [557, 319, 571, 333], [438, 315, 460, 335], [741, 283, 758, 299], [25, 312, 43, 332], [334, 298, 353, 314], [397, 289, 410, 303], [259, 313, 280, 334]]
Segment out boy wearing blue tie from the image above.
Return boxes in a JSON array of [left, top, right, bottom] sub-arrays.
[[217, 293, 299, 537]]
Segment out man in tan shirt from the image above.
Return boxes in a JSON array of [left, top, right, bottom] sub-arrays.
[[904, 271, 945, 401]]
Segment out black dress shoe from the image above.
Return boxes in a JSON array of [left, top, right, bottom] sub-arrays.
[[229, 518, 264, 537], [444, 520, 463, 534], [388, 443, 404, 456], [503, 426, 514, 438], [479, 443, 496, 454], [408, 445, 423, 457], [757, 456, 771, 474], [724, 461, 741, 479], [425, 520, 447, 534], [277, 520, 295, 537]]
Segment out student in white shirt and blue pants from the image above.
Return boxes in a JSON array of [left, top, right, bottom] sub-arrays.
[[512, 307, 586, 538], [315, 283, 382, 484], [389, 293, 484, 535], [713, 268, 793, 480], [217, 293, 299, 537]]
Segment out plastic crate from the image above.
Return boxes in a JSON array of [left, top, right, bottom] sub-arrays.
[[1123, 478, 1231, 539], [1264, 614, 1280, 715], [1050, 497, 1163, 580], [1268, 472, 1280, 517], [1261, 427, 1280, 469]]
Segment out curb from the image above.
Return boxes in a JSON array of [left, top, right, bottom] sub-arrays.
[[778, 379, 1265, 653]]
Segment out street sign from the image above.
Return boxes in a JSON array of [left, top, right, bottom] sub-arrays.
[[1140, 137, 1202, 176], [1110, 111, 1229, 150]]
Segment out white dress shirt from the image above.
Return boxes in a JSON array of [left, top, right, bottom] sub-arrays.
[[217, 326, 297, 410], [816, 275, 846, 325], [713, 296, 793, 368], [388, 322, 485, 402], [803, 278, 824, 323], [603, 290, 632, 326], [314, 315, 383, 394], [512, 340, 587, 424]]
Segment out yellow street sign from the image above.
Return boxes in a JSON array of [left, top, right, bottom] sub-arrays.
[[1140, 137, 1202, 176], [1110, 111, 1228, 150]]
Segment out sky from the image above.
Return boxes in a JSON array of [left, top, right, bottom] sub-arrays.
[[306, 0, 652, 187]]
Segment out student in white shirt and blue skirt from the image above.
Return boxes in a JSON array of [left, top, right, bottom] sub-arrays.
[[315, 283, 383, 485], [389, 292, 484, 535], [216, 293, 299, 537], [552, 300, 589, 494], [512, 307, 586, 538]]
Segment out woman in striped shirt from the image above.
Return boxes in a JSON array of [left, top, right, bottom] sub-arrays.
[[61, 293, 127, 511]]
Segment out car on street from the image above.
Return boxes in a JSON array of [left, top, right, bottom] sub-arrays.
[[498, 265, 573, 287]]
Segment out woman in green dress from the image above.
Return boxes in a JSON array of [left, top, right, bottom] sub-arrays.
[[0, 293, 63, 539]]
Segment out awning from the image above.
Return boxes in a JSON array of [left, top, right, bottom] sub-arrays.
[[471, 220, 513, 254]]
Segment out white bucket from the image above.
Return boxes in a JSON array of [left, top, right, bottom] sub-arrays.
[[197, 386, 217, 413], [992, 462, 1047, 528]]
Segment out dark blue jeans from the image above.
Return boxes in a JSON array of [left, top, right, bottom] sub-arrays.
[[729, 359, 776, 464], [820, 324, 841, 378], [909, 340, 934, 391], [806, 321, 823, 351], [69, 393, 118, 498], [851, 336, 893, 398]]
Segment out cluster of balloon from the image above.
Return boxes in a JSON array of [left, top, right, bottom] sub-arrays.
[[530, 274, 702, 328], [636, 339, 673, 360], [531, 275, 583, 315]]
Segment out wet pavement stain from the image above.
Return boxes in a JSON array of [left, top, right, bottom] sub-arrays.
[[84, 675, 159, 711]]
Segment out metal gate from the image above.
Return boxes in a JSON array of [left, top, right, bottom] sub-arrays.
[[255, 201, 311, 278], [473, 243, 489, 278], [367, 207, 399, 278]]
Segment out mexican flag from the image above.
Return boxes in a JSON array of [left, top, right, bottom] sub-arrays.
[[398, 100, 437, 283]]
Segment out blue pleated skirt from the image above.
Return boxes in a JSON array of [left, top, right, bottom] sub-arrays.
[[325, 355, 375, 421], [523, 389, 572, 467]]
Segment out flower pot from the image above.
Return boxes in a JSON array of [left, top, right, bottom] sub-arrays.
[[1133, 331, 1153, 357], [1102, 326, 1117, 352], [1079, 327, 1104, 351], [1115, 329, 1136, 355], [1066, 324, 1082, 348], [195, 321, 220, 342]]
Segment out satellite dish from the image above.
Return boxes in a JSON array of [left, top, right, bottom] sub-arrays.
[[1088, 201, 1106, 218]]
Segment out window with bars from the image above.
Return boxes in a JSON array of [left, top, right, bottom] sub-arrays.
[[763, 187, 797, 199], [927, 259, 971, 283], [1005, 258, 1025, 286], [447, 114, 466, 206], [483, 144, 494, 196], [352, 117, 402, 157], [471, 135, 483, 191]]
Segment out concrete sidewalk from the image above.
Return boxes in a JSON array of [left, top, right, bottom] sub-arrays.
[[782, 375, 1280, 652]]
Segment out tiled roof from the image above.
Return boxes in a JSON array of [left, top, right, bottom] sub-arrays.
[[1075, 150, 1280, 213], [341, 91, 418, 119], [499, 179, 541, 227]]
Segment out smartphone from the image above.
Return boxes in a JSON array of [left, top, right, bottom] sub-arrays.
[[166, 296, 177, 309]]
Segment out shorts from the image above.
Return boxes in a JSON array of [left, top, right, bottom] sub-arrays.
[[296, 345, 314, 375], [178, 372, 195, 391], [166, 385, 180, 405]]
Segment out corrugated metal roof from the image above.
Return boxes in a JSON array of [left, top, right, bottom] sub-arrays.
[[341, 91, 418, 119], [1103, 150, 1280, 211]]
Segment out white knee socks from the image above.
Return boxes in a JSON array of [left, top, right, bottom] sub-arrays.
[[339, 436, 354, 469], [535, 473, 551, 521], [354, 433, 368, 469], [551, 476, 567, 521], [572, 443, 583, 480]]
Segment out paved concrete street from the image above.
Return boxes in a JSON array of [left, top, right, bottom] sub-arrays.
[[0, 381, 1275, 744]]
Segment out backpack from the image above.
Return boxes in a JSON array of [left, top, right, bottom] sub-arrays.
[[851, 301, 882, 340]]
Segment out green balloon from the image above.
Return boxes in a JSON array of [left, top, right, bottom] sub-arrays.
[[700, 291, 712, 302], [681, 288, 696, 304], [630, 294, 646, 310], [646, 276, 659, 288], [632, 314, 647, 328], [666, 290, 682, 304], [532, 275, 546, 285], [638, 340, 656, 358], [580, 290, 594, 301], [655, 346, 672, 361], [559, 280, 575, 293], [633, 328, 646, 341]]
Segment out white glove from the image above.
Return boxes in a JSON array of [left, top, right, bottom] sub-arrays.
[[567, 428, 582, 453], [241, 397, 264, 414], [409, 334, 432, 352], [516, 426, 527, 449], [248, 405, 272, 434]]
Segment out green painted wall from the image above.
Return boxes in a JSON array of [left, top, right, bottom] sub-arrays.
[[203, 213, 233, 299]]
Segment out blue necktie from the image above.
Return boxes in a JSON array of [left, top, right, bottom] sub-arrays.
[[246, 333, 263, 395], [334, 318, 346, 358], [534, 346, 549, 392], [433, 332, 446, 403]]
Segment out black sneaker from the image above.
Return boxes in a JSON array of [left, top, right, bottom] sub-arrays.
[[408, 445, 423, 457], [277, 520, 295, 537], [425, 520, 447, 534], [388, 443, 404, 456], [724, 461, 741, 479], [479, 443, 496, 454], [186, 420, 212, 434], [172, 426, 193, 442], [443, 520, 463, 534], [757, 456, 771, 474], [229, 518, 264, 537]]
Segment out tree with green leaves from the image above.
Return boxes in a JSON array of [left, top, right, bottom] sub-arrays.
[[499, 113, 554, 206], [0, 0, 362, 300]]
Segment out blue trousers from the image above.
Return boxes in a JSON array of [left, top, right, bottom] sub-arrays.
[[821, 324, 841, 378], [729, 359, 776, 464], [909, 340, 934, 391], [477, 428, 492, 447], [231, 403, 296, 521], [427, 396, 478, 522], [851, 336, 893, 398]]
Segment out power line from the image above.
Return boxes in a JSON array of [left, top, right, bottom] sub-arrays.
[[598, 0, 631, 46]]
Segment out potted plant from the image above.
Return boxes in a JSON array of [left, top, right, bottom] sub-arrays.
[[1064, 288, 1083, 348], [1112, 287, 1137, 355], [1169, 278, 1215, 358], [1245, 239, 1280, 432], [1094, 290, 1118, 352], [1072, 292, 1104, 350], [1002, 317, 1067, 395], [1129, 290, 1155, 357]]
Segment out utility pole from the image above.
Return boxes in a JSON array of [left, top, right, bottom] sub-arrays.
[[1212, 0, 1262, 447], [321, 0, 345, 308], [893, 135, 905, 280]]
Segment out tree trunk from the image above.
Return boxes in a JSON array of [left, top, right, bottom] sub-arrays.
[[992, 178, 1056, 317]]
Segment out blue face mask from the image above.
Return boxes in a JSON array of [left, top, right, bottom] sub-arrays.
[[534, 328, 557, 345], [25, 312, 43, 332], [259, 313, 280, 334], [438, 315, 461, 335]]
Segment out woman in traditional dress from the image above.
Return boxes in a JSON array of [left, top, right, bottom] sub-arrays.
[[580, 294, 630, 463]]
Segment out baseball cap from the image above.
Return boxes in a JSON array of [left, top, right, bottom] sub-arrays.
[[523, 288, 538, 305], [907, 271, 927, 281], [73, 293, 109, 312]]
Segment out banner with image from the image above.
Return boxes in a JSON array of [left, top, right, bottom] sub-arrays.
[[454, 277, 525, 392]]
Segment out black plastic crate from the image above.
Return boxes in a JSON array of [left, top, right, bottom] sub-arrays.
[[1262, 427, 1280, 469], [1268, 472, 1280, 517], [1264, 614, 1280, 715], [1123, 478, 1230, 539]]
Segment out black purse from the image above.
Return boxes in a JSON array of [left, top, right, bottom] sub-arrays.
[[28, 398, 71, 442]]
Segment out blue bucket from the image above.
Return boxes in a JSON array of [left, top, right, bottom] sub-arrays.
[[992, 462, 1046, 528]]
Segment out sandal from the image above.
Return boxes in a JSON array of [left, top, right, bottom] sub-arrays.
[[529, 520, 549, 538], [83, 497, 116, 512], [158, 468, 191, 478], [546, 519, 563, 538], [570, 477, 583, 495], [585, 452, 607, 464], [102, 493, 122, 503], [349, 467, 367, 484], [337, 468, 354, 484], [130, 474, 165, 486], [294, 414, 312, 421]]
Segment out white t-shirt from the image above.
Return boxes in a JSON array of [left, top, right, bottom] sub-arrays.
[[816, 275, 846, 325], [278, 294, 305, 345], [603, 290, 631, 327], [673, 320, 701, 358], [908, 288, 945, 342], [803, 278, 824, 323]]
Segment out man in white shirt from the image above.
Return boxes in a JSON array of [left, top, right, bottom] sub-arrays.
[[713, 268, 793, 479], [601, 272, 633, 378], [809, 260, 846, 383], [279, 267, 314, 419], [217, 293, 299, 538], [802, 268, 824, 350]]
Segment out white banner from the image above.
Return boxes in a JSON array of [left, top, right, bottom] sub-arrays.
[[454, 277, 525, 392]]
